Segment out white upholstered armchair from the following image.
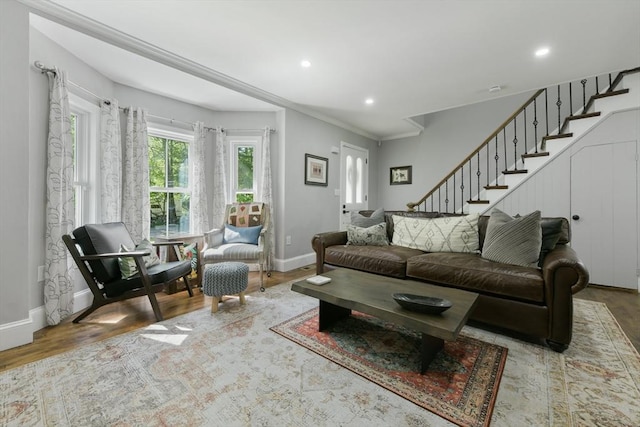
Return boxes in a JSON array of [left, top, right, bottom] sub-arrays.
[[201, 203, 270, 291]]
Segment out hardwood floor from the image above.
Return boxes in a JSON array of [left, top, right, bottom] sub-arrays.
[[1, 268, 637, 374]]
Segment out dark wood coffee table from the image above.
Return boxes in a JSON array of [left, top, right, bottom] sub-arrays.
[[291, 268, 479, 373]]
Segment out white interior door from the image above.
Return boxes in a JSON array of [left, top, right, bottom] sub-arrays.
[[340, 142, 369, 230], [570, 140, 638, 290]]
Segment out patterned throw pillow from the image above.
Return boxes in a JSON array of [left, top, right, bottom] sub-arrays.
[[228, 203, 263, 227], [117, 239, 161, 279], [350, 207, 385, 228], [391, 213, 480, 253], [482, 209, 542, 268], [346, 222, 389, 246]]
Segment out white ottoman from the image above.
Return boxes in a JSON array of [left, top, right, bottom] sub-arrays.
[[202, 262, 249, 313]]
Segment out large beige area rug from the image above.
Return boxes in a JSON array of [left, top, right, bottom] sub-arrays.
[[1, 281, 639, 426]]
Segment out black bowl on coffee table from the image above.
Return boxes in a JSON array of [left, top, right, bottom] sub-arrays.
[[392, 293, 453, 314]]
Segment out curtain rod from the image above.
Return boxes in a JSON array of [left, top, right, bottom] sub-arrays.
[[34, 61, 277, 134]]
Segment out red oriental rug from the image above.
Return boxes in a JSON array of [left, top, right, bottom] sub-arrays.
[[271, 308, 507, 427]]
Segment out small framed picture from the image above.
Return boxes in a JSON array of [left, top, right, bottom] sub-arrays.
[[390, 165, 412, 185], [305, 154, 328, 186]]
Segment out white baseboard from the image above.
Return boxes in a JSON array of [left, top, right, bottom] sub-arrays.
[[0, 288, 93, 352], [274, 252, 316, 272]]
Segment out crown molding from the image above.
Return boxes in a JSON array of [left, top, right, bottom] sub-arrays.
[[19, 0, 380, 141]]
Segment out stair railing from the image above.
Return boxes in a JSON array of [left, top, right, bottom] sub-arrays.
[[406, 68, 636, 213]]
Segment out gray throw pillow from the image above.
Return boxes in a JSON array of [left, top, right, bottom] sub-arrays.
[[351, 207, 385, 228], [346, 222, 389, 246], [482, 209, 542, 268]]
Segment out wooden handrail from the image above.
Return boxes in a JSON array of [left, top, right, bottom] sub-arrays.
[[407, 88, 544, 211]]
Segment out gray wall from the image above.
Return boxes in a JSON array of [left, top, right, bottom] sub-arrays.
[[378, 92, 534, 210], [281, 109, 378, 266], [0, 0, 30, 336]]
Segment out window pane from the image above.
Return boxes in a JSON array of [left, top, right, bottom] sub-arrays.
[[169, 192, 190, 235], [149, 136, 166, 187], [345, 155, 353, 204], [237, 146, 254, 190], [150, 192, 167, 239], [236, 192, 254, 203], [168, 139, 189, 188], [356, 158, 363, 203]]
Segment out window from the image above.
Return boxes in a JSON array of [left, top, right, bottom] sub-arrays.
[[229, 136, 262, 203], [69, 95, 99, 227], [148, 127, 192, 239]]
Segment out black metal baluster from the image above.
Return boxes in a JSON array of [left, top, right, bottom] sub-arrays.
[[476, 152, 481, 200], [533, 97, 539, 153], [596, 76, 599, 94], [431, 197, 434, 212], [581, 79, 587, 111], [445, 181, 449, 213], [494, 135, 499, 184], [545, 88, 549, 136], [569, 82, 573, 116], [556, 85, 562, 134], [503, 129, 507, 171], [523, 107, 528, 155], [513, 118, 518, 170], [453, 173, 456, 213], [486, 145, 490, 188], [608, 73, 612, 91]]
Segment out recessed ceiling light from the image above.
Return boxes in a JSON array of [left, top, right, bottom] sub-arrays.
[[535, 47, 550, 57], [300, 60, 311, 68], [365, 98, 375, 105]]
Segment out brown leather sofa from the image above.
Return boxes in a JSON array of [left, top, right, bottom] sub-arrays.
[[312, 210, 590, 352]]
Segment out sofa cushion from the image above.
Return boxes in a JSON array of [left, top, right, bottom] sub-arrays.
[[346, 222, 389, 246], [406, 253, 545, 303], [325, 245, 425, 278], [391, 213, 480, 253], [482, 209, 542, 268]]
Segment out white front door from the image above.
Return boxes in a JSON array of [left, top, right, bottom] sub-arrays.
[[570, 140, 638, 290], [340, 142, 369, 230]]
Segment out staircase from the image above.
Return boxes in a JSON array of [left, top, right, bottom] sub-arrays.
[[407, 68, 640, 215]]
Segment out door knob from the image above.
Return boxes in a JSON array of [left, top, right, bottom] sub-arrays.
[[572, 215, 580, 220]]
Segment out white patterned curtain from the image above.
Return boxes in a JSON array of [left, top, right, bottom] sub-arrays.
[[99, 99, 121, 223], [261, 127, 274, 272], [211, 127, 228, 228], [190, 121, 209, 234], [122, 107, 150, 242], [44, 68, 75, 325]]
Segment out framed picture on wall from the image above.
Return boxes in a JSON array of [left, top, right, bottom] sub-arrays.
[[390, 165, 412, 185], [305, 154, 328, 186]]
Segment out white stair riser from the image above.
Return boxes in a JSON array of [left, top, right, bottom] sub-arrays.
[[568, 116, 601, 135], [595, 94, 636, 114], [522, 156, 548, 172]]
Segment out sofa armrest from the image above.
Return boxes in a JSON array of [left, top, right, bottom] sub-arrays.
[[541, 244, 590, 348], [311, 231, 348, 274]]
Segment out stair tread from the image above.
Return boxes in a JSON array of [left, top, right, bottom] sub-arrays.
[[484, 185, 508, 190], [467, 200, 490, 204], [503, 169, 528, 175], [565, 111, 602, 121], [522, 152, 550, 158], [542, 133, 573, 141], [593, 88, 630, 99]]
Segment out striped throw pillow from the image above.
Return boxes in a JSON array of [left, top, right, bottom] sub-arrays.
[[481, 209, 542, 268]]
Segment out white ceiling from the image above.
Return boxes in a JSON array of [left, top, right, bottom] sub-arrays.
[[28, 0, 640, 140]]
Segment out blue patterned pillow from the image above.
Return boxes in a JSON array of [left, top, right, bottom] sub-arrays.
[[224, 224, 263, 244]]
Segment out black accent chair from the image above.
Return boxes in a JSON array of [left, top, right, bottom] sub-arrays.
[[63, 222, 193, 323]]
